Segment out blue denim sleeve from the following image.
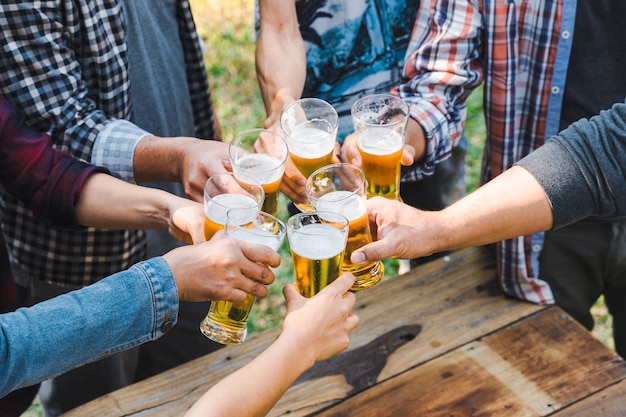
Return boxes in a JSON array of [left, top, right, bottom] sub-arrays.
[[0, 257, 178, 397]]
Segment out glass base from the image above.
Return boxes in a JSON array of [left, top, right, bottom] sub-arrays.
[[200, 316, 247, 345], [350, 261, 384, 291]]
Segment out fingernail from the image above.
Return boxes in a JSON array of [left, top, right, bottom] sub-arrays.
[[352, 251, 366, 264]]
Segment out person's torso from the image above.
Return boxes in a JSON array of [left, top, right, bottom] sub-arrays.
[[297, 0, 420, 142]]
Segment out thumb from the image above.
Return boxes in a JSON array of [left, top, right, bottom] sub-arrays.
[[351, 240, 394, 265], [283, 283, 306, 313]]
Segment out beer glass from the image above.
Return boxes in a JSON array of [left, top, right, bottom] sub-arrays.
[[287, 211, 348, 298], [201, 208, 286, 344], [280, 98, 338, 211], [229, 128, 289, 217], [203, 172, 265, 240], [306, 163, 384, 290], [351, 94, 409, 200]]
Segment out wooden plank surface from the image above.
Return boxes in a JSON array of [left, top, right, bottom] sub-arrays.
[[553, 379, 626, 416], [63, 247, 546, 416], [315, 307, 626, 416]]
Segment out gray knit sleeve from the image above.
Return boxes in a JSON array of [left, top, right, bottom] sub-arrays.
[[516, 101, 626, 229]]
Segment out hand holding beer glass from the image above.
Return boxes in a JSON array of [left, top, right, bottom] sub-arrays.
[[203, 172, 265, 240], [306, 163, 384, 290], [201, 208, 286, 344], [287, 211, 349, 298], [229, 128, 288, 217], [280, 98, 338, 211], [351, 94, 410, 200]]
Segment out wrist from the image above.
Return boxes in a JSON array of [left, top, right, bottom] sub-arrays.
[[134, 135, 186, 183]]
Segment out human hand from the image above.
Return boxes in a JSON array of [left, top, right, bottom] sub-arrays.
[[350, 197, 438, 264], [178, 138, 231, 202], [280, 273, 359, 364], [166, 196, 207, 245], [162, 235, 281, 302]]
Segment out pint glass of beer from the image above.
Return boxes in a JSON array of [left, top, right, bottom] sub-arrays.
[[351, 94, 409, 200], [201, 208, 286, 344], [287, 211, 348, 298], [306, 163, 384, 290], [280, 98, 338, 211], [229, 128, 289, 217], [203, 172, 265, 240]]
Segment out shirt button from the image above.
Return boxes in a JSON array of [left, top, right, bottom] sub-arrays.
[[532, 244, 542, 252], [161, 320, 173, 333], [562, 30, 570, 39], [161, 312, 173, 333], [551, 86, 560, 95]]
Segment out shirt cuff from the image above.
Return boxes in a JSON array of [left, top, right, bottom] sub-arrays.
[[92, 120, 152, 183], [138, 257, 180, 339]]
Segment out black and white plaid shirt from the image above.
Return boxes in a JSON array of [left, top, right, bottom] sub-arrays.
[[0, 1, 216, 286]]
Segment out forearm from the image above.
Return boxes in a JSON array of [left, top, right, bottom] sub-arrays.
[[75, 173, 179, 230], [433, 166, 553, 252], [133, 135, 188, 183], [186, 333, 314, 417], [0, 258, 178, 396], [256, 0, 306, 118]]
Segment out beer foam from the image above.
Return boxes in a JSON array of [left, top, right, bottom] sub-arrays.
[[205, 193, 259, 224], [357, 128, 404, 155], [314, 191, 365, 221], [234, 153, 284, 184], [288, 223, 345, 260], [287, 125, 336, 159]]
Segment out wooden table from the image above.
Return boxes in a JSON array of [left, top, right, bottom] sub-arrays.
[[63, 246, 626, 416]]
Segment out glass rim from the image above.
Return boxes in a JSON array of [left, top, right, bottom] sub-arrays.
[[225, 207, 287, 236], [287, 210, 349, 232], [229, 128, 290, 169], [351, 94, 410, 129], [204, 172, 265, 207], [279, 98, 339, 134], [305, 163, 366, 201]]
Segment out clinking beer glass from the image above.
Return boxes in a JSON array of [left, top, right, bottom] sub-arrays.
[[203, 172, 265, 240], [280, 98, 338, 212], [287, 211, 348, 298], [228, 128, 289, 217], [201, 208, 286, 344], [351, 94, 410, 200], [306, 163, 384, 290]]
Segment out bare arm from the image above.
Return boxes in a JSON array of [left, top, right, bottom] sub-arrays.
[[75, 173, 207, 244], [351, 165, 553, 263], [185, 273, 359, 417], [133, 135, 230, 202], [256, 0, 307, 130]]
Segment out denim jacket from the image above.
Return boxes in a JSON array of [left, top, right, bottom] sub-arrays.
[[0, 257, 178, 397]]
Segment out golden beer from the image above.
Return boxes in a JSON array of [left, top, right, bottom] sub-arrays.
[[287, 126, 336, 212], [287, 212, 348, 297], [229, 130, 288, 217], [357, 128, 404, 200], [288, 126, 336, 177], [202, 293, 256, 343], [351, 94, 409, 200], [203, 193, 261, 239], [289, 223, 346, 298], [280, 98, 338, 212], [315, 190, 384, 289], [201, 209, 286, 344]]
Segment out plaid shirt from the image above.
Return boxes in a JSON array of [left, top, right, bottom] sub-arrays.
[[0, 1, 216, 286], [0, 96, 106, 228], [398, 0, 574, 304]]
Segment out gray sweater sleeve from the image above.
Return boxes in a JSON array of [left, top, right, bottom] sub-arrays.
[[516, 101, 626, 229]]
